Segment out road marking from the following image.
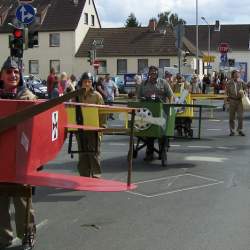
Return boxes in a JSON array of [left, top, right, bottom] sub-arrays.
[[127, 181, 224, 198], [146, 181, 224, 198], [185, 156, 228, 163], [210, 119, 221, 122], [207, 128, 222, 131], [107, 142, 127, 146], [171, 144, 181, 147], [217, 146, 235, 150], [12, 219, 48, 245], [188, 145, 212, 149], [133, 174, 187, 185]]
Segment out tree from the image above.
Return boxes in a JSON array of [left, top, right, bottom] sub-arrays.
[[156, 11, 186, 29], [169, 13, 186, 27], [125, 13, 140, 27]]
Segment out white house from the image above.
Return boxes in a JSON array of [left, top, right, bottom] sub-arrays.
[[0, 0, 101, 79], [186, 24, 250, 81]]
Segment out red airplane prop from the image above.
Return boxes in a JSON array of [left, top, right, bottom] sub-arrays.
[[0, 99, 136, 192]]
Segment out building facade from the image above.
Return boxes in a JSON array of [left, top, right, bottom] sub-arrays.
[[0, 0, 101, 79]]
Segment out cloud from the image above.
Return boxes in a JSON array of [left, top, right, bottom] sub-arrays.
[[95, 0, 250, 27]]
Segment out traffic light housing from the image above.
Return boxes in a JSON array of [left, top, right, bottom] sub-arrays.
[[10, 28, 24, 58], [183, 50, 189, 66], [87, 50, 95, 65]]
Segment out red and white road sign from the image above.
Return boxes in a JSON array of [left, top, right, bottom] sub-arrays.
[[218, 42, 230, 53], [93, 60, 100, 69]]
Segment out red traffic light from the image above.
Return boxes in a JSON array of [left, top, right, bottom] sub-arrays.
[[13, 29, 23, 38]]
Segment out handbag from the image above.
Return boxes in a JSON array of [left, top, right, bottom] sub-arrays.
[[242, 92, 250, 111]]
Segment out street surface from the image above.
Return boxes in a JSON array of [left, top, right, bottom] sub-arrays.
[[9, 107, 250, 250]]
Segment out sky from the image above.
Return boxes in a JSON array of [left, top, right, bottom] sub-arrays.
[[95, 0, 250, 28]]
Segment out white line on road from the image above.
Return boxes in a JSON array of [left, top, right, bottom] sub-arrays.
[[127, 181, 224, 198], [207, 128, 222, 131], [188, 145, 212, 149], [133, 174, 187, 185], [185, 156, 228, 163], [146, 181, 224, 198]]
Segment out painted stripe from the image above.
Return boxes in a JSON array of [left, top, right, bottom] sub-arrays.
[[185, 156, 228, 163], [207, 128, 222, 131], [127, 181, 224, 198], [188, 145, 212, 149]]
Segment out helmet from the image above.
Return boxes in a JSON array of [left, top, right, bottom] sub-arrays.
[[80, 72, 92, 81]]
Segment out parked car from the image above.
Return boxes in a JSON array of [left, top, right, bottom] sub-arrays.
[[111, 75, 126, 94], [23, 75, 48, 99]]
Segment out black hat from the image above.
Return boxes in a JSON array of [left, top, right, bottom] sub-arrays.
[[1, 57, 18, 71]]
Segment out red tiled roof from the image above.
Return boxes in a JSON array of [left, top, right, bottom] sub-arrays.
[[76, 27, 202, 57], [185, 24, 250, 51]]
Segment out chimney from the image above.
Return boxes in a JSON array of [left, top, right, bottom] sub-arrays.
[[214, 20, 220, 31], [148, 19, 157, 31]]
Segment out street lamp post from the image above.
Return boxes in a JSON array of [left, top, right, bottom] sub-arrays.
[[201, 16, 211, 74], [196, 0, 199, 74]]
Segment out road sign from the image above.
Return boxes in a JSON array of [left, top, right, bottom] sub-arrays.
[[218, 42, 230, 53], [93, 60, 100, 69], [203, 55, 216, 63], [16, 4, 36, 24], [220, 53, 227, 63], [92, 39, 104, 49]]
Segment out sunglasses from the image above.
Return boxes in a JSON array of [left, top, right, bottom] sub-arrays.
[[6, 69, 20, 74]]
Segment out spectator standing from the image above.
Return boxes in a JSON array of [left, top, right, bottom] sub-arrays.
[[96, 77, 106, 99], [202, 74, 211, 93], [226, 70, 247, 136], [103, 74, 119, 103], [46, 67, 56, 99]]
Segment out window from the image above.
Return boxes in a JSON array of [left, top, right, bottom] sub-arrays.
[[49, 33, 60, 47], [29, 60, 39, 74], [84, 13, 88, 24], [117, 59, 127, 74], [91, 15, 95, 26], [50, 60, 60, 74], [138, 59, 148, 74], [159, 59, 170, 69], [98, 60, 107, 74]]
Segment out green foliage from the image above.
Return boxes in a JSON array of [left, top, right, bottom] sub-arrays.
[[156, 11, 186, 29], [125, 13, 140, 27]]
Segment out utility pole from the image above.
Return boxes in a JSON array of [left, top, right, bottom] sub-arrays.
[[196, 0, 199, 74]]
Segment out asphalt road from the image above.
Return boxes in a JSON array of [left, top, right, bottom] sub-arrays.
[[8, 108, 250, 250]]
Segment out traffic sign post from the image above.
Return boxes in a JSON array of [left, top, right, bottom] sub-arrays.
[[16, 4, 36, 25], [93, 60, 100, 70]]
